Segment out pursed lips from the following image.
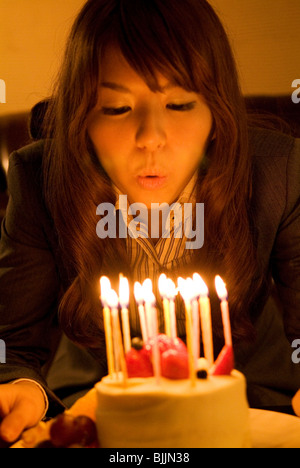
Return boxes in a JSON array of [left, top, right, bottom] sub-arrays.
[[137, 173, 168, 190]]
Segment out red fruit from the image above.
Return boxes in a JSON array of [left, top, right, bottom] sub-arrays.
[[212, 345, 234, 375], [147, 334, 187, 356], [125, 348, 154, 378], [161, 348, 189, 379], [49, 414, 98, 448], [50, 414, 78, 447], [73, 415, 98, 446]]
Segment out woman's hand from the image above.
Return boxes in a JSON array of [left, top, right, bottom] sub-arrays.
[[0, 381, 46, 443]]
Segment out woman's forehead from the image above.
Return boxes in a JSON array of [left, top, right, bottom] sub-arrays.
[[99, 43, 197, 93]]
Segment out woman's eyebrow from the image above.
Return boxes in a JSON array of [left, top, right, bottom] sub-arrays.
[[100, 82, 132, 93], [100, 81, 179, 94]]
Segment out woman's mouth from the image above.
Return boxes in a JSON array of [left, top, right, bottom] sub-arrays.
[[137, 174, 168, 190]]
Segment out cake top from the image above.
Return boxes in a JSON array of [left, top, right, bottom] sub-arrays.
[[100, 273, 234, 386]]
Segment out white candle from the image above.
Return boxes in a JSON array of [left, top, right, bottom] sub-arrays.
[[143, 279, 160, 384], [215, 275, 232, 347], [158, 274, 171, 337], [151, 302, 161, 384], [106, 288, 121, 374], [143, 279, 155, 339], [119, 275, 131, 354], [106, 287, 128, 384], [100, 276, 114, 376], [166, 278, 177, 338], [193, 273, 214, 367], [187, 277, 200, 363], [178, 277, 196, 386], [134, 282, 148, 343]]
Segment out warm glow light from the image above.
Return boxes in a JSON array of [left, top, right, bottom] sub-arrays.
[[178, 277, 196, 303], [142, 279, 155, 304], [215, 275, 228, 300], [119, 275, 129, 307], [158, 273, 168, 297], [193, 273, 209, 297], [166, 278, 176, 299], [100, 276, 111, 305], [106, 288, 119, 309], [134, 282, 143, 304]]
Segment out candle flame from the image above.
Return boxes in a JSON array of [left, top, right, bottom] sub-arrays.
[[158, 273, 167, 297], [106, 288, 119, 309], [215, 275, 228, 300], [100, 276, 111, 306], [142, 278, 153, 294], [166, 278, 176, 299], [178, 277, 196, 302], [142, 278, 155, 304], [193, 273, 208, 297], [134, 281, 143, 304], [119, 275, 129, 307]]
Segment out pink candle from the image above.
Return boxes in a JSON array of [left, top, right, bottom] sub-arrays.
[[215, 275, 232, 347]]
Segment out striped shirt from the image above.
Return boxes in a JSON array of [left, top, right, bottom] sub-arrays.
[[114, 175, 198, 338]]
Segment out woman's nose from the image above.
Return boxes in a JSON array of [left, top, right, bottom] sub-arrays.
[[135, 109, 166, 152]]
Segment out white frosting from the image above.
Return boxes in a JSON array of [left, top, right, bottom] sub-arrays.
[[96, 370, 251, 448]]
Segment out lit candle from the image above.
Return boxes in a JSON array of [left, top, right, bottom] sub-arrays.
[[100, 276, 114, 376], [143, 279, 155, 339], [151, 298, 161, 385], [193, 273, 214, 368], [106, 288, 127, 385], [119, 275, 131, 354], [106, 288, 121, 374], [215, 275, 232, 347], [166, 278, 177, 338], [190, 277, 200, 362], [158, 274, 171, 337], [178, 277, 196, 386], [143, 279, 160, 384], [134, 281, 148, 343]]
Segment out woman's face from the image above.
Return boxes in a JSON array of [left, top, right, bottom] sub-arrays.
[[88, 47, 213, 208]]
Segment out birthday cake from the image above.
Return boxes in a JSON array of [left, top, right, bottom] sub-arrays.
[[11, 274, 251, 448], [95, 335, 251, 448]]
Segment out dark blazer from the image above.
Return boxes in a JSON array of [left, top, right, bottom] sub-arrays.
[[0, 127, 300, 413]]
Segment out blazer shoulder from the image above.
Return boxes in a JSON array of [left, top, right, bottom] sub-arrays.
[[248, 127, 295, 160], [9, 139, 46, 167]]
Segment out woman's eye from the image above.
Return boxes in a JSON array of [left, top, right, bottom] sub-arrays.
[[166, 102, 196, 111], [101, 106, 131, 116]]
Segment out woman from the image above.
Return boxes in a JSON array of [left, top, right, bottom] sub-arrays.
[[0, 0, 300, 443]]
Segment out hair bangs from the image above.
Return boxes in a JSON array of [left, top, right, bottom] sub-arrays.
[[108, 0, 208, 94]]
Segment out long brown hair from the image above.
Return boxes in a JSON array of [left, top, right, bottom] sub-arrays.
[[43, 0, 261, 349]]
